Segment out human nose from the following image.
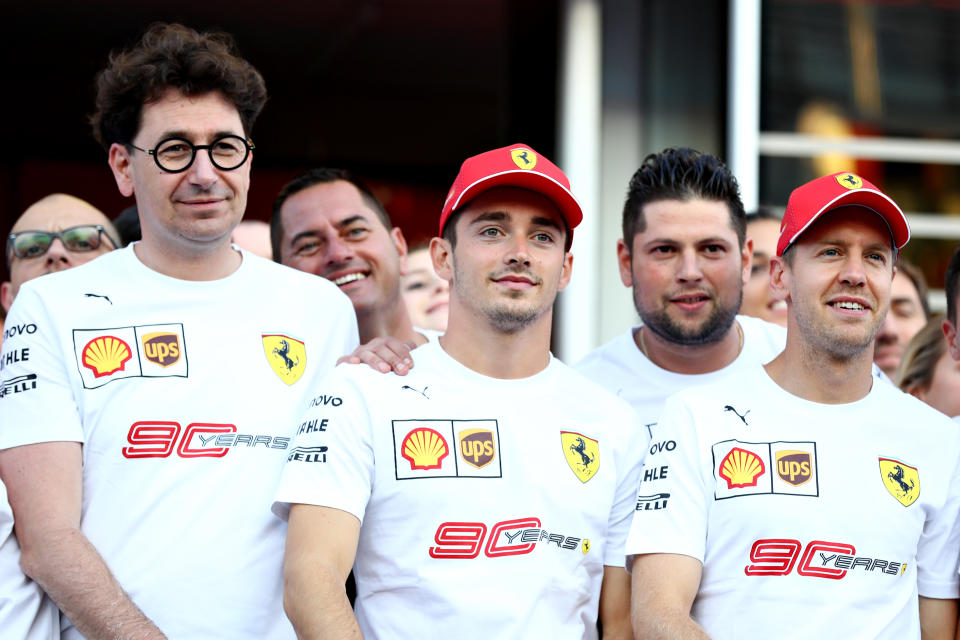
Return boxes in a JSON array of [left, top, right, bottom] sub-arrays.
[[677, 248, 703, 282], [839, 255, 867, 287], [505, 236, 532, 267], [325, 236, 355, 265], [45, 238, 73, 270], [186, 148, 219, 186]]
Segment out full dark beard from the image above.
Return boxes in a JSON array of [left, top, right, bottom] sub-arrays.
[[637, 292, 741, 346]]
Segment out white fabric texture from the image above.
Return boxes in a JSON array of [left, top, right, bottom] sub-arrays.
[[574, 315, 786, 431], [0, 246, 358, 639], [0, 480, 58, 639], [625, 365, 960, 639], [274, 341, 647, 640]]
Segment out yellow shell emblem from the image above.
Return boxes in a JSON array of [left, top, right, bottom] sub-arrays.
[[82, 336, 133, 378], [835, 173, 863, 190], [402, 427, 449, 470], [879, 457, 920, 507], [511, 148, 537, 170], [719, 447, 765, 489]]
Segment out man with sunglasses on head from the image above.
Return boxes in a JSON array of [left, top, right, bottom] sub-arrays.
[[2, 193, 119, 314], [0, 23, 357, 640]]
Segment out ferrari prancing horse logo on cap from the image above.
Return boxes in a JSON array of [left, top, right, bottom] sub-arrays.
[[836, 173, 863, 190], [511, 148, 537, 170]]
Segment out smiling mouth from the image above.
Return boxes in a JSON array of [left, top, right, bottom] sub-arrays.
[[829, 301, 866, 311], [333, 273, 367, 286]]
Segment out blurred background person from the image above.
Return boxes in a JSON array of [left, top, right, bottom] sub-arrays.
[[874, 260, 929, 378], [401, 243, 449, 332], [232, 219, 272, 258], [898, 317, 960, 418], [113, 204, 141, 246], [2, 193, 118, 313], [740, 208, 786, 327]]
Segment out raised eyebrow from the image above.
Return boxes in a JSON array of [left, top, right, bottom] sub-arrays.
[[469, 211, 509, 226], [156, 130, 242, 143], [334, 215, 371, 230], [530, 216, 562, 233], [289, 230, 321, 247]]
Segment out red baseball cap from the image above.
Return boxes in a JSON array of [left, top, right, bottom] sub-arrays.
[[777, 171, 910, 256], [439, 144, 583, 237]]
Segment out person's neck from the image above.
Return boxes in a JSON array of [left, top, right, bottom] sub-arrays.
[[356, 299, 425, 346], [635, 320, 743, 375], [133, 238, 241, 281], [439, 311, 553, 379], [763, 333, 874, 404]]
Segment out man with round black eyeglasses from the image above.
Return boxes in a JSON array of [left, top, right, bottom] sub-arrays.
[[1, 193, 119, 315], [0, 23, 357, 640], [129, 134, 255, 173]]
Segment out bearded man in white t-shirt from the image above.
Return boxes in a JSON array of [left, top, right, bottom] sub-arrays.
[[629, 172, 960, 639], [575, 148, 785, 443], [275, 144, 647, 640]]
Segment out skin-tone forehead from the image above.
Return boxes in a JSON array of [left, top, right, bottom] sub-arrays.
[[891, 270, 922, 303], [458, 187, 564, 229], [794, 205, 894, 252], [281, 180, 383, 235], [12, 194, 113, 234]]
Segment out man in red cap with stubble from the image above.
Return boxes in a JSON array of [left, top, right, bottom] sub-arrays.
[[274, 144, 647, 640], [628, 172, 960, 639]]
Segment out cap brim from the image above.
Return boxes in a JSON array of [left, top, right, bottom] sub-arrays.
[[780, 188, 910, 255], [449, 170, 584, 230]]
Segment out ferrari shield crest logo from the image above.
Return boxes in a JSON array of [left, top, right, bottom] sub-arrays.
[[561, 431, 599, 483], [835, 172, 863, 190], [511, 148, 537, 170], [262, 334, 306, 385], [879, 457, 920, 507]]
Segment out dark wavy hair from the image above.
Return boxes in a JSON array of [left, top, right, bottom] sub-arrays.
[[946, 246, 960, 326], [622, 148, 745, 252], [90, 23, 267, 149]]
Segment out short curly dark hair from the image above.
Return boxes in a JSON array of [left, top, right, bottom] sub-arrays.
[[622, 148, 745, 253], [90, 23, 267, 150]]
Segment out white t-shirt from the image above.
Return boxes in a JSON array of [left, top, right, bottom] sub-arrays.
[[0, 246, 358, 640], [274, 341, 647, 640], [625, 365, 960, 639], [0, 480, 58, 640], [574, 315, 786, 434]]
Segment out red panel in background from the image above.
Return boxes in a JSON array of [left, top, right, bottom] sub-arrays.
[[0, 160, 446, 284]]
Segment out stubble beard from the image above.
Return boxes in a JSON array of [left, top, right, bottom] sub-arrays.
[[635, 290, 741, 346], [793, 296, 884, 361], [453, 260, 549, 334]]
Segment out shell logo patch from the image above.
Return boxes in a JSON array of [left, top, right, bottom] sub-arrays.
[[402, 427, 449, 470], [262, 334, 306, 385], [719, 447, 765, 489], [835, 173, 863, 190], [142, 332, 181, 368], [511, 148, 537, 170], [82, 336, 132, 378], [561, 431, 599, 483], [879, 457, 920, 507]]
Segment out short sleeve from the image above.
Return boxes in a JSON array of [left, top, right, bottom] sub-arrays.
[[624, 393, 709, 568], [0, 284, 84, 450], [272, 368, 374, 523], [603, 410, 650, 566], [917, 431, 960, 598]]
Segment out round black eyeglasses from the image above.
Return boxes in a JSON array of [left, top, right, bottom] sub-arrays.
[[130, 135, 255, 173]]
